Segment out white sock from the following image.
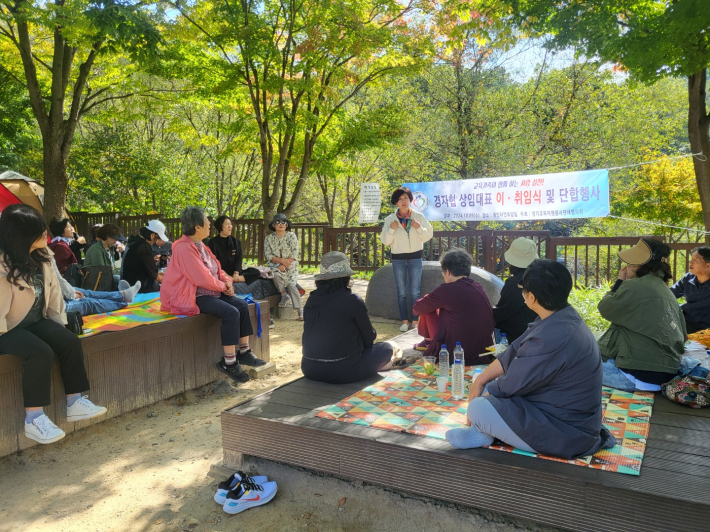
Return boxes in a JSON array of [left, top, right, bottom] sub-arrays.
[[122, 281, 141, 303]]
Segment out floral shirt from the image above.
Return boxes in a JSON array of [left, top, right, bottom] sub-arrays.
[[264, 232, 299, 285], [195, 242, 222, 298]]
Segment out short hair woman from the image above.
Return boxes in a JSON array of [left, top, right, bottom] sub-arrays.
[[379, 187, 433, 332]]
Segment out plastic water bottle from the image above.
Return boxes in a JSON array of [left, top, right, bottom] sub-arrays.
[[500, 333, 509, 350], [452, 347, 465, 400], [439, 344, 450, 379], [704, 350, 710, 369]]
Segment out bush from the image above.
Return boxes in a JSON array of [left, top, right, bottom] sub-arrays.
[[569, 285, 610, 332]]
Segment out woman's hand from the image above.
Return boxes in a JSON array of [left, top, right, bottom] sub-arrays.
[[468, 380, 485, 401], [618, 266, 628, 281], [411, 219, 421, 229], [223, 282, 234, 297], [278, 264, 287, 272], [77, 236, 86, 245], [233, 273, 244, 283], [74, 290, 85, 299], [390, 220, 399, 230]]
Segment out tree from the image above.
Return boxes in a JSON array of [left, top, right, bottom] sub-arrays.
[[171, 0, 429, 224], [0, 66, 40, 173], [508, 0, 710, 240], [0, 0, 162, 219]]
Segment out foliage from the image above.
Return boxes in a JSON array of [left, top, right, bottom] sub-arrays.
[[0, 68, 40, 174], [569, 285, 610, 332]]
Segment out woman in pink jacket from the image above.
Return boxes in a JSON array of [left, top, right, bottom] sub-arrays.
[[160, 207, 266, 384]]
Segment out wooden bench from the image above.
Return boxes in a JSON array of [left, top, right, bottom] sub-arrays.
[[0, 300, 270, 458]]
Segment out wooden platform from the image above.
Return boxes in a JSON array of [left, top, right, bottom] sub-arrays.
[[221, 330, 710, 532], [0, 301, 269, 458]]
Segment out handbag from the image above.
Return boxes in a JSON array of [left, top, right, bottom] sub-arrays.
[[81, 265, 116, 292], [661, 375, 710, 408], [65, 311, 84, 335]]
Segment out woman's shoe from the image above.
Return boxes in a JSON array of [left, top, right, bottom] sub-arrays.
[[297, 308, 304, 321], [25, 414, 65, 444], [278, 293, 292, 307], [399, 323, 409, 332]]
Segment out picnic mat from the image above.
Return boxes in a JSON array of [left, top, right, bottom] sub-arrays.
[[316, 364, 654, 475], [79, 296, 186, 337]]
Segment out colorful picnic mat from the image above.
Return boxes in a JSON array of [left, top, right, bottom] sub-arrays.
[[80, 296, 186, 337], [316, 364, 654, 475]]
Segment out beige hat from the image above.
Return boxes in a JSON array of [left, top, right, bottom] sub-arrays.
[[504, 238, 539, 268], [314, 251, 355, 281], [617, 239, 652, 265]]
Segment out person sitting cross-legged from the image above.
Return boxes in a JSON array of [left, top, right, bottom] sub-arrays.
[[0, 204, 106, 445], [670, 246, 710, 334], [301, 251, 397, 384], [160, 207, 266, 385], [445, 259, 615, 459], [413, 248, 495, 365]]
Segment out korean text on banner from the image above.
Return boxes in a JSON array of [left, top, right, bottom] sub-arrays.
[[402, 170, 609, 222], [359, 183, 381, 224]]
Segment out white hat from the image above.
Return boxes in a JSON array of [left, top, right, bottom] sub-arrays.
[[504, 238, 539, 269], [146, 219, 169, 242]]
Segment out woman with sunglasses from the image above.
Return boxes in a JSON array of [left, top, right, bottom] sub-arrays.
[[264, 214, 303, 320]]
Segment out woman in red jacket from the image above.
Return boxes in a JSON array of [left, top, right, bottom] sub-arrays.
[[160, 207, 266, 385], [413, 249, 495, 365]]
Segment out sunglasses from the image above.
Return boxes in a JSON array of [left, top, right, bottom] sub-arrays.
[[274, 221, 288, 225]]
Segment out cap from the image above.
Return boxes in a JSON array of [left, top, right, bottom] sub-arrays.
[[145, 219, 169, 242], [617, 239, 652, 266]]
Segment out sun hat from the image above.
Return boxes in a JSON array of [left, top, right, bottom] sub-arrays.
[[314, 251, 355, 281], [504, 238, 539, 268], [146, 219, 169, 242], [268, 213, 292, 232], [617, 239, 654, 265]]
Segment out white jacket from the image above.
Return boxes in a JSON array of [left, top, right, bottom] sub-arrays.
[[380, 209, 433, 255]]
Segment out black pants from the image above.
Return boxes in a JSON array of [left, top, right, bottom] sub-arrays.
[[301, 343, 394, 384], [0, 319, 90, 408], [196, 295, 254, 346]]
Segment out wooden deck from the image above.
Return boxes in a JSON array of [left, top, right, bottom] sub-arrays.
[[221, 330, 710, 532]]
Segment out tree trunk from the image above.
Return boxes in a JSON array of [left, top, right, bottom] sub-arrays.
[[42, 140, 69, 221], [687, 70, 710, 245]]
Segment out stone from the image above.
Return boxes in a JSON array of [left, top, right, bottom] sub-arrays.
[[365, 262, 504, 321], [247, 362, 277, 379], [273, 305, 295, 320]]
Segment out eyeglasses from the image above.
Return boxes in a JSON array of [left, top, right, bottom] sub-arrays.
[[274, 221, 288, 225]]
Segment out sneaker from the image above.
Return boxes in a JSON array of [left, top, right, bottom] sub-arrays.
[[223, 478, 278, 515], [237, 349, 267, 367], [297, 307, 304, 321], [216, 357, 250, 384], [66, 396, 107, 422], [413, 339, 430, 351], [25, 414, 66, 444], [399, 323, 409, 332], [214, 471, 269, 505], [269, 318, 275, 329], [278, 292, 292, 308]]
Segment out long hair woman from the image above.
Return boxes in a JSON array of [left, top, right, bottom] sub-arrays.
[[0, 204, 106, 444]]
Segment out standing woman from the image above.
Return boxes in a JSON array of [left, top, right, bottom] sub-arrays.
[[0, 205, 106, 445], [380, 187, 433, 332]]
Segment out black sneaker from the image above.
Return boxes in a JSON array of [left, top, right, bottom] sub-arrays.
[[237, 349, 267, 367], [216, 358, 250, 383]]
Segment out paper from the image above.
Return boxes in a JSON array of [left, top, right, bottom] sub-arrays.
[[358, 183, 381, 224]]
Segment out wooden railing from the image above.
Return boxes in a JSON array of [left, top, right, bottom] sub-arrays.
[[67, 211, 701, 284]]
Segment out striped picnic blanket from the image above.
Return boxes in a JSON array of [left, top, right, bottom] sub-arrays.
[[79, 295, 186, 337]]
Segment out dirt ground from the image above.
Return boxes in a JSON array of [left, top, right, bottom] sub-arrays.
[[0, 281, 560, 532]]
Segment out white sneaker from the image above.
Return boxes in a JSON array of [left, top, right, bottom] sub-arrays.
[[223, 479, 278, 514], [269, 318, 275, 329], [66, 396, 107, 422], [25, 414, 65, 444], [214, 472, 269, 505], [399, 323, 409, 332]]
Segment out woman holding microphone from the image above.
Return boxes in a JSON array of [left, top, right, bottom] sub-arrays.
[[380, 187, 433, 332]]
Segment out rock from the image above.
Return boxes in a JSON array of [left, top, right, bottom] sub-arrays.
[[365, 262, 504, 321], [338, 497, 347, 507], [152, 442, 158, 446], [168, 438, 174, 443], [147, 411, 158, 418], [246, 362, 277, 379]]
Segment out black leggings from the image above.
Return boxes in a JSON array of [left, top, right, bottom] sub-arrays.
[[0, 319, 90, 408], [195, 295, 254, 346]]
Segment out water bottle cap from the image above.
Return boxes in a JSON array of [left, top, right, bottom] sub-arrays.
[[455, 341, 461, 346], [501, 333, 507, 338], [441, 344, 447, 349]]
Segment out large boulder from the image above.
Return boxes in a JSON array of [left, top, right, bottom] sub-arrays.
[[365, 261, 504, 321]]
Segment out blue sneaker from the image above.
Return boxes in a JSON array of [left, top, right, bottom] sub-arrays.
[[223, 478, 278, 514], [214, 471, 268, 505]]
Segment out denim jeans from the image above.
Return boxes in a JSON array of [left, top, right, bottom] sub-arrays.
[[392, 258, 423, 321], [65, 288, 126, 316], [601, 359, 636, 392]]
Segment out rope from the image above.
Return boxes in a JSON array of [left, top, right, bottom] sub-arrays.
[[606, 215, 710, 235], [607, 152, 706, 171]]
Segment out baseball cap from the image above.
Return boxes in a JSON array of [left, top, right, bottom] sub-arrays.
[[146, 219, 169, 242]]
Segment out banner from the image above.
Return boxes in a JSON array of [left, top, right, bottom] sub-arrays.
[[402, 169, 609, 221], [358, 183, 381, 224]]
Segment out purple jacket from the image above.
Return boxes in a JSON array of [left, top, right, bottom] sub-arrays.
[[413, 277, 495, 364]]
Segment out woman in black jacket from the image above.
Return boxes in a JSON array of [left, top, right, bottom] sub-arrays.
[[301, 251, 395, 384], [493, 238, 539, 342]]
